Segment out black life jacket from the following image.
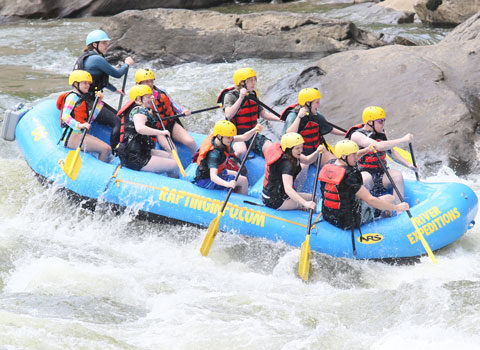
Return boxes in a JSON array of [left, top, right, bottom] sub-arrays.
[[217, 87, 259, 135], [118, 105, 156, 152], [74, 51, 110, 93], [117, 100, 136, 145]]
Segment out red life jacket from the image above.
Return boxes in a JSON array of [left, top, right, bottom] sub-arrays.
[[280, 103, 324, 152], [152, 88, 176, 129], [345, 123, 363, 140], [117, 99, 136, 144], [196, 134, 230, 174], [346, 124, 387, 170], [262, 143, 284, 187], [318, 163, 346, 210], [217, 87, 259, 134], [56, 91, 89, 126], [279, 104, 297, 122]]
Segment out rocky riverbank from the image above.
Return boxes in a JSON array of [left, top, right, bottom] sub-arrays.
[[263, 12, 480, 174]]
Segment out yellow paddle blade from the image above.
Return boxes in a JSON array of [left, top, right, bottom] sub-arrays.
[[200, 215, 220, 256], [411, 218, 437, 264], [298, 235, 312, 281], [393, 146, 412, 165], [58, 147, 82, 181], [326, 142, 335, 154], [172, 149, 186, 178]]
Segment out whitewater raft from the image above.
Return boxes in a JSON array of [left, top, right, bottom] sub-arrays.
[[11, 99, 479, 259]]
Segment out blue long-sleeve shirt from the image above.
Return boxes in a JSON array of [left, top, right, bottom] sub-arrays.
[[83, 52, 129, 92]]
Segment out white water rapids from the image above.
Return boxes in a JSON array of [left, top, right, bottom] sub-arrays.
[[0, 15, 479, 350]]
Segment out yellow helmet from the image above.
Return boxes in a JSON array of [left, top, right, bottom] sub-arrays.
[[281, 132, 304, 151], [129, 84, 153, 101], [135, 68, 156, 84], [213, 120, 237, 137], [233, 67, 256, 86], [298, 88, 322, 106], [69, 70, 92, 85], [334, 140, 359, 158], [362, 106, 386, 124]]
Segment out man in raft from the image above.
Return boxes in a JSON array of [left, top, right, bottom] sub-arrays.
[[218, 67, 281, 159], [281, 87, 345, 188], [193, 120, 260, 195], [318, 139, 409, 230], [347, 106, 415, 203]]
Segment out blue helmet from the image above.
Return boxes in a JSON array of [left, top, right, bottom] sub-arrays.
[[86, 29, 111, 46]]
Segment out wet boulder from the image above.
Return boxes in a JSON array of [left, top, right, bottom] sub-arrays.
[[414, 0, 480, 26], [102, 8, 411, 66], [263, 12, 480, 174], [0, 0, 226, 18]]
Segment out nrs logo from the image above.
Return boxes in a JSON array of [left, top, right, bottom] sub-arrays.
[[358, 233, 383, 244]]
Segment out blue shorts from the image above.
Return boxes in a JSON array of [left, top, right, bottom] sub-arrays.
[[194, 170, 235, 191]]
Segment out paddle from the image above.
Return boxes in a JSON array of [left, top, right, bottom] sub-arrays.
[[58, 95, 100, 180], [409, 142, 420, 181], [117, 66, 129, 111], [103, 163, 122, 192], [372, 149, 437, 264], [151, 103, 187, 178], [298, 151, 323, 281], [200, 132, 258, 256], [161, 105, 222, 122]]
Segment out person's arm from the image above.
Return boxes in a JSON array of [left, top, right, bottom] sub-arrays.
[[233, 124, 262, 142], [355, 186, 409, 212], [300, 146, 323, 164], [260, 109, 281, 122], [331, 127, 346, 136], [133, 114, 169, 137], [285, 107, 308, 134], [351, 131, 413, 151], [61, 94, 85, 130], [90, 92, 104, 123], [209, 168, 236, 188], [224, 89, 248, 120], [283, 174, 316, 210]]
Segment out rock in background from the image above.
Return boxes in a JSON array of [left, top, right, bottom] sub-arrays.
[[0, 0, 227, 18], [414, 0, 480, 26], [263, 12, 480, 174], [102, 8, 410, 66]]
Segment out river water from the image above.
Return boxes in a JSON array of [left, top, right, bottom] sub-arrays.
[[0, 5, 479, 350]]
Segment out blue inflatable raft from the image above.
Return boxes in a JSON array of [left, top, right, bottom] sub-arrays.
[[12, 99, 479, 259]]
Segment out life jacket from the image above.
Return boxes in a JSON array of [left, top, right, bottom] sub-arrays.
[[279, 104, 297, 122], [117, 100, 136, 144], [74, 51, 110, 93], [152, 87, 176, 129], [194, 134, 231, 180], [217, 87, 259, 135], [280, 104, 327, 153], [355, 128, 387, 170], [262, 142, 284, 187], [56, 91, 89, 127], [345, 123, 363, 140], [118, 105, 156, 151], [318, 163, 347, 210]]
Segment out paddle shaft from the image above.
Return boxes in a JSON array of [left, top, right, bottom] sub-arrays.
[[306, 152, 323, 236], [161, 105, 221, 122], [151, 103, 179, 153], [117, 66, 129, 111], [218, 132, 258, 214], [408, 143, 420, 181]]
